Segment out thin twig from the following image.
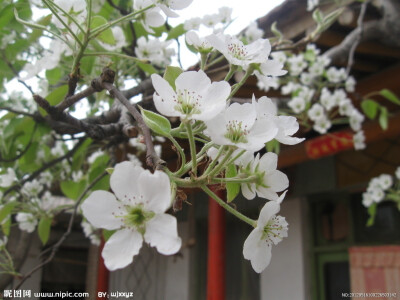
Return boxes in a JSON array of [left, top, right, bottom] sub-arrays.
[[13, 171, 108, 291], [346, 0, 369, 74]]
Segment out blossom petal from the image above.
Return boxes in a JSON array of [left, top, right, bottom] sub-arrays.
[[241, 183, 256, 200], [243, 228, 272, 273], [196, 81, 230, 121], [145, 9, 165, 27], [226, 102, 256, 128], [258, 152, 278, 173], [102, 229, 143, 271], [138, 169, 171, 213], [258, 201, 280, 227], [175, 70, 211, 96], [110, 161, 142, 205], [81, 190, 122, 230], [144, 213, 181, 255], [151, 74, 178, 116]]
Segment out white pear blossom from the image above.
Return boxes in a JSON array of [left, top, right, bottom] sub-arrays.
[[22, 180, 42, 197], [313, 116, 332, 134], [338, 98, 354, 117], [256, 96, 304, 145], [308, 103, 326, 121], [16, 212, 38, 233], [270, 51, 287, 65], [257, 60, 287, 77], [362, 192, 374, 207], [152, 0, 193, 18], [349, 109, 365, 132], [151, 70, 230, 121], [184, 17, 202, 30], [53, 0, 87, 30], [202, 14, 221, 28], [396, 167, 400, 180], [281, 82, 300, 95], [81, 220, 101, 246], [0, 168, 16, 188], [345, 76, 356, 92], [256, 75, 279, 92], [353, 131, 366, 150], [238, 152, 289, 201], [320, 88, 336, 111], [185, 31, 213, 52], [244, 22, 264, 43], [288, 97, 306, 114], [134, 0, 165, 33], [378, 174, 393, 190], [218, 6, 232, 24], [81, 161, 181, 271], [135, 37, 175, 67], [326, 67, 347, 83], [206, 33, 271, 68], [243, 199, 288, 273], [287, 54, 307, 76], [204, 99, 278, 152]]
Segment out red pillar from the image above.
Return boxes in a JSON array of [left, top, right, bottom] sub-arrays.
[[206, 187, 226, 300], [96, 237, 109, 300]]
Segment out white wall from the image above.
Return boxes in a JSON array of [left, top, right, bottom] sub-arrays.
[[260, 197, 308, 300]]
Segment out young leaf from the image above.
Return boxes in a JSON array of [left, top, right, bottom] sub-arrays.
[[226, 164, 240, 203], [167, 24, 186, 40], [361, 99, 379, 119], [60, 180, 87, 200], [0, 202, 17, 223], [380, 89, 400, 105], [38, 216, 52, 245], [91, 16, 116, 45], [163, 66, 183, 90], [140, 107, 172, 137], [379, 106, 388, 130], [136, 61, 157, 75]]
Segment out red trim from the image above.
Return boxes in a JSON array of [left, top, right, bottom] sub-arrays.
[[207, 187, 226, 300], [96, 237, 109, 300]]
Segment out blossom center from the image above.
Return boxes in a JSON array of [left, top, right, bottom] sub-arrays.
[[173, 89, 202, 116], [228, 42, 247, 60], [261, 215, 288, 246], [123, 205, 155, 234], [225, 120, 248, 144]]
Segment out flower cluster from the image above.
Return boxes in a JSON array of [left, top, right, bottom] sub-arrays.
[[135, 36, 176, 68], [183, 6, 232, 31], [362, 167, 400, 208], [255, 44, 364, 150]]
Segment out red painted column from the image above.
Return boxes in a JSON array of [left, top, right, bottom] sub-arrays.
[[96, 237, 109, 300], [206, 187, 226, 300]]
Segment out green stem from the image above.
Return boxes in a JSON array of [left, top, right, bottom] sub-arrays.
[[203, 145, 226, 175], [89, 5, 155, 39], [83, 51, 142, 62], [225, 149, 245, 166], [206, 147, 234, 178], [228, 67, 253, 100], [224, 65, 237, 81], [185, 122, 197, 175], [212, 175, 258, 183], [169, 135, 186, 175], [42, 0, 83, 47], [200, 53, 208, 70], [201, 185, 256, 227]]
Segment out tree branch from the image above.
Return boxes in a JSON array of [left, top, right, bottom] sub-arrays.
[[102, 80, 165, 169]]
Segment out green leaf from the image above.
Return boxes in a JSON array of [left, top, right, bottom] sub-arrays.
[[45, 67, 63, 85], [361, 99, 379, 119], [380, 89, 400, 105], [226, 164, 240, 203], [60, 180, 87, 200], [136, 61, 157, 75], [91, 16, 116, 45], [39, 85, 69, 116], [379, 106, 388, 130], [2, 217, 11, 236], [163, 66, 183, 90], [0, 202, 17, 223], [140, 107, 172, 137], [38, 216, 52, 245], [167, 24, 186, 40]]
